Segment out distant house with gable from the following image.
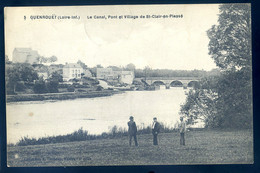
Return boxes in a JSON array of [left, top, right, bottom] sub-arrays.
[[32, 64, 49, 80], [13, 48, 40, 64], [96, 68, 114, 80], [63, 63, 83, 81]]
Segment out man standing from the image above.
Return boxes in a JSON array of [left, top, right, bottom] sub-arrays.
[[179, 116, 186, 146], [152, 117, 160, 145], [127, 116, 138, 146]]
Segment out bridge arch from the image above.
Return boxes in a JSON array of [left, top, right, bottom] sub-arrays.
[[187, 81, 200, 88], [152, 81, 166, 86], [170, 80, 183, 87]]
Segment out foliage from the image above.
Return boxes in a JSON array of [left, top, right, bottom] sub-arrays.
[[67, 85, 75, 92], [15, 123, 178, 146], [180, 77, 219, 128], [46, 80, 59, 93], [17, 128, 89, 146], [181, 4, 252, 129], [135, 68, 220, 78], [96, 85, 103, 91], [6, 63, 39, 94], [181, 69, 252, 129], [77, 60, 87, 69], [207, 4, 251, 70], [33, 78, 48, 94], [125, 63, 136, 71], [37, 56, 58, 64], [49, 71, 63, 82], [214, 69, 252, 128], [15, 82, 26, 92]]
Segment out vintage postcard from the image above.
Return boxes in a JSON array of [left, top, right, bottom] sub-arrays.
[[5, 4, 253, 166]]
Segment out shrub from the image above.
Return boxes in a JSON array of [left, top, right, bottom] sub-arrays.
[[15, 82, 26, 92], [33, 80, 48, 94], [96, 86, 103, 91], [46, 81, 59, 93], [67, 85, 75, 92]]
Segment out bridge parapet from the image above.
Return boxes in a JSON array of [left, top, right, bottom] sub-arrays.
[[135, 77, 201, 87]]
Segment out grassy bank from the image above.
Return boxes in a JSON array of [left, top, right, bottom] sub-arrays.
[[12, 124, 180, 146], [6, 90, 123, 102], [7, 129, 253, 166]]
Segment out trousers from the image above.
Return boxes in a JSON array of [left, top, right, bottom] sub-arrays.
[[180, 132, 185, 145], [153, 134, 158, 145], [129, 135, 138, 146]]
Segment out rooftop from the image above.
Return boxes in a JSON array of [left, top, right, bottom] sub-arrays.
[[64, 63, 82, 68]]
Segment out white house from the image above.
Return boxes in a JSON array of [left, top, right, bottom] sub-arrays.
[[63, 63, 83, 81], [12, 48, 39, 64]]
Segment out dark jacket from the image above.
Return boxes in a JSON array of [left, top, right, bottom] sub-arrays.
[[152, 122, 160, 135], [128, 121, 137, 135]]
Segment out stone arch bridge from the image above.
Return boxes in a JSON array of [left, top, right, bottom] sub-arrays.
[[136, 77, 201, 88]]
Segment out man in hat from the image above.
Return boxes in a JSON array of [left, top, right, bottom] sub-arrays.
[[127, 116, 138, 146], [152, 117, 160, 145], [179, 116, 186, 145]]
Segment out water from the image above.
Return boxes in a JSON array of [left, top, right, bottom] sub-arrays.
[[6, 87, 188, 144]]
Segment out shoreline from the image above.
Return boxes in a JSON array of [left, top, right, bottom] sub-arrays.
[[6, 90, 124, 103]]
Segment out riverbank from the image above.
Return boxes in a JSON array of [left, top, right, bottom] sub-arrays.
[[7, 129, 253, 166], [6, 90, 124, 102]]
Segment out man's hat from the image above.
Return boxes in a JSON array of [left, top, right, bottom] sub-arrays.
[[130, 116, 134, 119], [153, 117, 157, 120]]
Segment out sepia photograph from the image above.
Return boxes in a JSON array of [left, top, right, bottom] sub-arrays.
[[4, 4, 253, 166]]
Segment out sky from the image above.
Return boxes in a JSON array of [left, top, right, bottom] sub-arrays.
[[5, 4, 220, 70]]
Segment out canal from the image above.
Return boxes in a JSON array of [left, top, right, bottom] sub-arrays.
[[6, 87, 188, 144]]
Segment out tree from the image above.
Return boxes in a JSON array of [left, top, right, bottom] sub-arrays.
[[33, 78, 48, 94], [49, 71, 63, 82], [125, 63, 136, 71], [37, 55, 58, 64], [46, 80, 59, 93], [96, 64, 103, 68], [181, 4, 252, 129], [77, 60, 87, 69], [180, 77, 219, 128], [207, 4, 251, 70], [6, 63, 39, 94]]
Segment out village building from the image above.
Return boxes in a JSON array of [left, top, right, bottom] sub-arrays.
[[13, 48, 40, 64], [32, 64, 49, 80], [62, 63, 83, 81], [96, 68, 135, 85], [96, 68, 114, 80], [119, 71, 135, 84]]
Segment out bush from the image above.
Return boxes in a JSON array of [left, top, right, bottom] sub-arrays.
[[15, 82, 26, 92], [96, 86, 103, 91], [67, 85, 75, 92], [14, 123, 177, 146], [33, 80, 48, 94], [46, 81, 59, 93], [58, 83, 69, 88]]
